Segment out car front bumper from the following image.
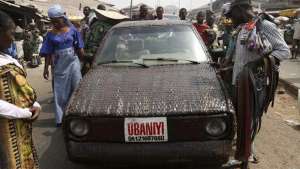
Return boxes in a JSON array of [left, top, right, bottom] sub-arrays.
[[66, 140, 232, 166]]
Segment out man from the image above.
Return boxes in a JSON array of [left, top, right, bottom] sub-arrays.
[[206, 10, 215, 28], [83, 8, 113, 74], [193, 11, 209, 45], [220, 3, 233, 49], [223, 0, 290, 163], [81, 6, 91, 40], [23, 30, 33, 62], [179, 8, 187, 20], [292, 10, 300, 59], [31, 29, 42, 66], [83, 9, 128, 75], [133, 4, 153, 20], [82, 6, 91, 25], [155, 6, 164, 20], [205, 10, 218, 48]]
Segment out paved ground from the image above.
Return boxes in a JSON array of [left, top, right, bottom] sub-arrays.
[[26, 64, 300, 169], [280, 58, 300, 96]]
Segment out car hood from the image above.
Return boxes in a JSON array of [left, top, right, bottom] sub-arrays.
[[66, 63, 235, 117]]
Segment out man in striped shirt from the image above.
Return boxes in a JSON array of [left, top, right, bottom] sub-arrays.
[[222, 0, 291, 164], [224, 1, 290, 85]]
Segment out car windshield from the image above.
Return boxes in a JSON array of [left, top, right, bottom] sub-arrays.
[[96, 24, 209, 65]]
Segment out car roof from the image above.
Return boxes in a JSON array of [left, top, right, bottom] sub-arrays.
[[112, 20, 192, 29]]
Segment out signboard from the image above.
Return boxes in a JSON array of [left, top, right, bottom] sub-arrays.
[[124, 117, 168, 143]]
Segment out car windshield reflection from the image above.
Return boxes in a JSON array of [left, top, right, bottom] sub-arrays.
[[96, 25, 208, 66]]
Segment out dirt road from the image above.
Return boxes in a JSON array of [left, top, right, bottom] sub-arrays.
[[249, 88, 300, 169], [26, 65, 300, 169]]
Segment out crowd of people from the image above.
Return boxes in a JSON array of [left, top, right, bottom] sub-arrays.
[[0, 0, 294, 168]]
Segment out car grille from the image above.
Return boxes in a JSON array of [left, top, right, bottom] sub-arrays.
[[66, 114, 234, 142]]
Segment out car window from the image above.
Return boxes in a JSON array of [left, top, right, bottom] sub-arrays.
[[96, 25, 208, 65]]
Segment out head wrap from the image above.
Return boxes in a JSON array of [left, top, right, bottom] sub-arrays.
[[48, 4, 65, 18], [48, 4, 74, 27]]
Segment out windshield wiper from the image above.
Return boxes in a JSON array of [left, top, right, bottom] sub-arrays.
[[142, 58, 200, 64], [98, 60, 149, 68]]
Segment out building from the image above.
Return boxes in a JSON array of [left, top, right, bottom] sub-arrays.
[[0, 0, 46, 29], [13, 0, 119, 17]]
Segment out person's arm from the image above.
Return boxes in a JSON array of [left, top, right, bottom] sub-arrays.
[[40, 32, 54, 80], [261, 20, 291, 61], [77, 48, 84, 61], [43, 55, 51, 80], [74, 28, 85, 61], [0, 100, 32, 119]]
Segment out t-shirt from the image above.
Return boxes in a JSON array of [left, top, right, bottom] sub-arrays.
[[193, 23, 210, 45]]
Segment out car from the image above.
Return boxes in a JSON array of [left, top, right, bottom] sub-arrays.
[[64, 20, 237, 168]]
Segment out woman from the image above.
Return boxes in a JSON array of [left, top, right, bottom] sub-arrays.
[[40, 5, 84, 127], [0, 10, 41, 169]]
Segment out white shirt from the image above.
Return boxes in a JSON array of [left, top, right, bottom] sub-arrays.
[[15, 40, 24, 59], [0, 52, 40, 119]]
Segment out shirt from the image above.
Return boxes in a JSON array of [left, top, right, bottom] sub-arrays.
[[193, 23, 210, 45], [232, 20, 290, 84], [4, 43, 17, 59]]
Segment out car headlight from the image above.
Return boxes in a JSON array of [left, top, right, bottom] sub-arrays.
[[205, 118, 227, 137], [69, 119, 89, 137]]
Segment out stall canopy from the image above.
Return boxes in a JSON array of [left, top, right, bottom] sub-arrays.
[[279, 9, 297, 17], [0, 0, 46, 28]]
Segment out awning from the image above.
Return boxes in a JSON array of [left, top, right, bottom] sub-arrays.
[[0, 0, 20, 8], [279, 9, 296, 17]]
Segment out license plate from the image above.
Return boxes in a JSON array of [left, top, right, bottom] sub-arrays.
[[124, 117, 168, 143]]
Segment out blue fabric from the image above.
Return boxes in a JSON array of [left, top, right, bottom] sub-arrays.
[[40, 27, 84, 56], [40, 27, 84, 123], [4, 43, 17, 59], [48, 4, 65, 18]]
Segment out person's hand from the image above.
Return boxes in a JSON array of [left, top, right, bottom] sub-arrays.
[[29, 106, 41, 121], [220, 58, 231, 68], [43, 68, 49, 80]]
